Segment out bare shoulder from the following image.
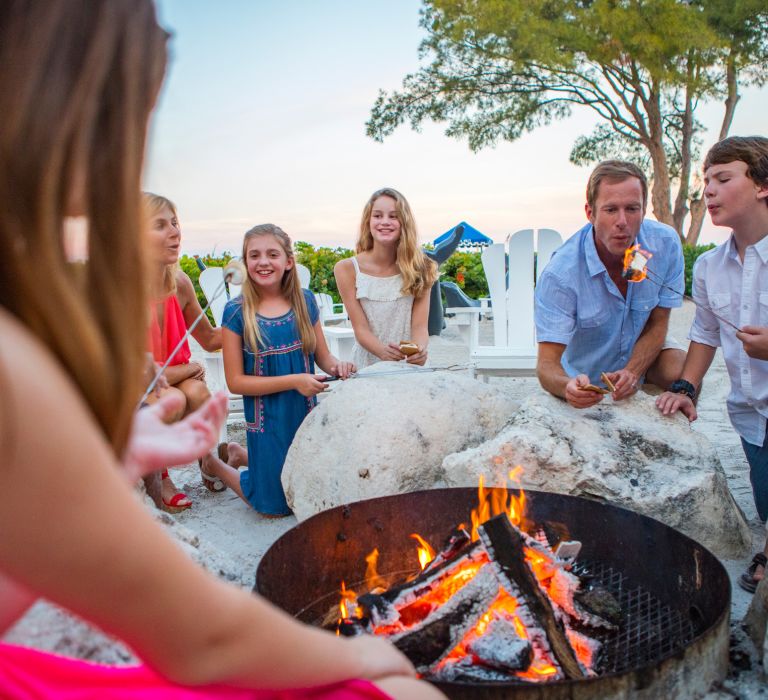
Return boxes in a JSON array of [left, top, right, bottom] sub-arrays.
[[174, 269, 198, 308], [0, 310, 101, 457], [334, 257, 354, 278], [175, 269, 195, 294]]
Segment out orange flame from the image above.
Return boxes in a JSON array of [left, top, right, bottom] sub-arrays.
[[470, 468, 527, 540], [410, 533, 436, 570], [364, 549, 387, 592], [337, 580, 360, 634], [622, 244, 653, 282]]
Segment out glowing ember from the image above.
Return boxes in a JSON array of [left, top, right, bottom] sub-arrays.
[[622, 244, 653, 282]]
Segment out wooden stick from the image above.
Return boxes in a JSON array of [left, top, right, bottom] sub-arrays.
[[479, 515, 585, 679]]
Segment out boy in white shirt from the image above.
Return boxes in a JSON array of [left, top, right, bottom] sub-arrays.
[[656, 136, 768, 593]]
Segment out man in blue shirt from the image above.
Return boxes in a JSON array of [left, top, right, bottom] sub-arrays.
[[535, 160, 686, 408]]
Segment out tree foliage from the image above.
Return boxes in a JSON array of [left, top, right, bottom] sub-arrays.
[[367, 0, 768, 243]]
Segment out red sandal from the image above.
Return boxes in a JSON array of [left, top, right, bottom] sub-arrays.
[[160, 469, 192, 513]]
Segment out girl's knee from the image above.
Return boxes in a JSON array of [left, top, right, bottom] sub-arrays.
[[181, 380, 211, 412]]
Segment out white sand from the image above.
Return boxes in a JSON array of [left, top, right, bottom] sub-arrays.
[[5, 300, 765, 692]]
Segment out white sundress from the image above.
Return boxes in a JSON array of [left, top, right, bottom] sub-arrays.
[[351, 256, 413, 369]]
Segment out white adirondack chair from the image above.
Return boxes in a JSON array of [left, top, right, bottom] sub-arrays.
[[314, 292, 348, 325], [467, 228, 562, 379], [197, 266, 245, 441]]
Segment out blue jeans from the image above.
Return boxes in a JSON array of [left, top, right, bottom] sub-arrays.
[[741, 430, 768, 522]]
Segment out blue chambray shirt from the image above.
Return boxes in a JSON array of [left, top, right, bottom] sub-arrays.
[[534, 219, 684, 382]]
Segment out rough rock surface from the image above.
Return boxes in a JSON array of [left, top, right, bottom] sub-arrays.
[[442, 392, 750, 558], [282, 362, 519, 521]]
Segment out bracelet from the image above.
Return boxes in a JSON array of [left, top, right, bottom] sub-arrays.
[[668, 379, 696, 401]]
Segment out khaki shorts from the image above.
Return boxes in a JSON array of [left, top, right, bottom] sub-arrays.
[[662, 334, 684, 352]]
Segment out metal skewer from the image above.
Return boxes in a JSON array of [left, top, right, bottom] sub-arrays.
[[139, 262, 244, 405], [639, 267, 741, 332], [319, 363, 471, 381]]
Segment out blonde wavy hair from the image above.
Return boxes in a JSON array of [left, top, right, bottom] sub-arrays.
[[356, 188, 437, 298], [0, 0, 168, 454], [143, 192, 179, 297], [239, 225, 316, 357]]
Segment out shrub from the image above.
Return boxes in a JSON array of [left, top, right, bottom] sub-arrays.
[[682, 243, 716, 296], [440, 251, 488, 299], [294, 241, 353, 303]]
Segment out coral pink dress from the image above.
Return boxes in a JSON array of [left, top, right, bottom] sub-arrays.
[[148, 294, 192, 366], [0, 643, 391, 699]]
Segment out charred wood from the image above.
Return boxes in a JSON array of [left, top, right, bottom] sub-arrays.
[[479, 514, 585, 679]]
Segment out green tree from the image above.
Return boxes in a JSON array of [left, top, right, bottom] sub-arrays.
[[294, 241, 354, 303], [367, 0, 767, 243]]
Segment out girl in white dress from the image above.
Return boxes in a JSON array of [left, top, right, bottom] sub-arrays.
[[335, 188, 438, 369]]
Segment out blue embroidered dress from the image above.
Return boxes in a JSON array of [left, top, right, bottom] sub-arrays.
[[222, 290, 319, 515]]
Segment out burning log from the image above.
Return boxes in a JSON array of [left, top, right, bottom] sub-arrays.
[[388, 565, 500, 670], [479, 514, 585, 679]]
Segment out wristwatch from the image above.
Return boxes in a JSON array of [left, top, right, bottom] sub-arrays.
[[668, 379, 696, 401]]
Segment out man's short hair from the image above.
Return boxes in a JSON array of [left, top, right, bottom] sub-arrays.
[[704, 136, 768, 206], [586, 160, 648, 210]]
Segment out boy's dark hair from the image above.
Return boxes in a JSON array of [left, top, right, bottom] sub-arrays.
[[705, 137, 768, 206]]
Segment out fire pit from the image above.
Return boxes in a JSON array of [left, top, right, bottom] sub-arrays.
[[256, 488, 730, 699]]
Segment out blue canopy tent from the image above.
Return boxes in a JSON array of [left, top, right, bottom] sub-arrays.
[[433, 221, 493, 248]]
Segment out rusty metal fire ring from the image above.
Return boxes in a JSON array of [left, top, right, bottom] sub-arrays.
[[256, 488, 730, 699]]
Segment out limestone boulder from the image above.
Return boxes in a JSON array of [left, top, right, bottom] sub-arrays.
[[442, 391, 750, 558], [282, 362, 519, 521]]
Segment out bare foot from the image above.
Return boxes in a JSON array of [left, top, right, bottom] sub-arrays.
[[226, 441, 248, 468]]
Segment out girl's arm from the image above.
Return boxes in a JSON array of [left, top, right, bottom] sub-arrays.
[[312, 321, 355, 378], [334, 259, 405, 362], [0, 315, 415, 690], [222, 327, 326, 397], [405, 290, 431, 366], [163, 362, 203, 386], [177, 271, 222, 352]]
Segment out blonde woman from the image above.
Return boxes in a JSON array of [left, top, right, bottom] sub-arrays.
[[143, 192, 226, 509], [0, 2, 443, 698], [334, 188, 437, 369]]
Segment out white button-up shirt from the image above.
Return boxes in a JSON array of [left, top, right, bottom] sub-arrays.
[[689, 235, 768, 446]]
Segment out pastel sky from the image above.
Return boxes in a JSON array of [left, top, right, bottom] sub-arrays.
[[144, 0, 768, 256]]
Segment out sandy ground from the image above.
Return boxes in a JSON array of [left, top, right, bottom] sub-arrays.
[[5, 300, 768, 694]]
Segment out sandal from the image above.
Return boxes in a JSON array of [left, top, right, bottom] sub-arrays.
[[738, 552, 767, 594], [217, 442, 229, 464], [160, 469, 192, 513], [199, 458, 226, 493]]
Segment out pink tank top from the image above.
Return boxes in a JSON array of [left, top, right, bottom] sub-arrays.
[[0, 643, 392, 699]]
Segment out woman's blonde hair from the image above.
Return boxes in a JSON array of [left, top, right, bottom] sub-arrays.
[[357, 188, 437, 298], [143, 192, 179, 297], [0, 0, 168, 454], [240, 225, 316, 357]]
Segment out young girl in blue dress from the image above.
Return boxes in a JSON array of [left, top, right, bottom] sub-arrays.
[[213, 224, 355, 516]]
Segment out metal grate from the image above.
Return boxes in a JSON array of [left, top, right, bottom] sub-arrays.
[[571, 560, 695, 674]]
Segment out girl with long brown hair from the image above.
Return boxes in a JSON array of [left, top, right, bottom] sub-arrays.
[[0, 1, 443, 698], [210, 225, 355, 516], [334, 188, 437, 369]]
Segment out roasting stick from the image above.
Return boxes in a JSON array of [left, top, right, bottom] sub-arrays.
[[640, 267, 741, 332], [623, 246, 741, 332], [319, 363, 471, 382], [139, 262, 244, 405]]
